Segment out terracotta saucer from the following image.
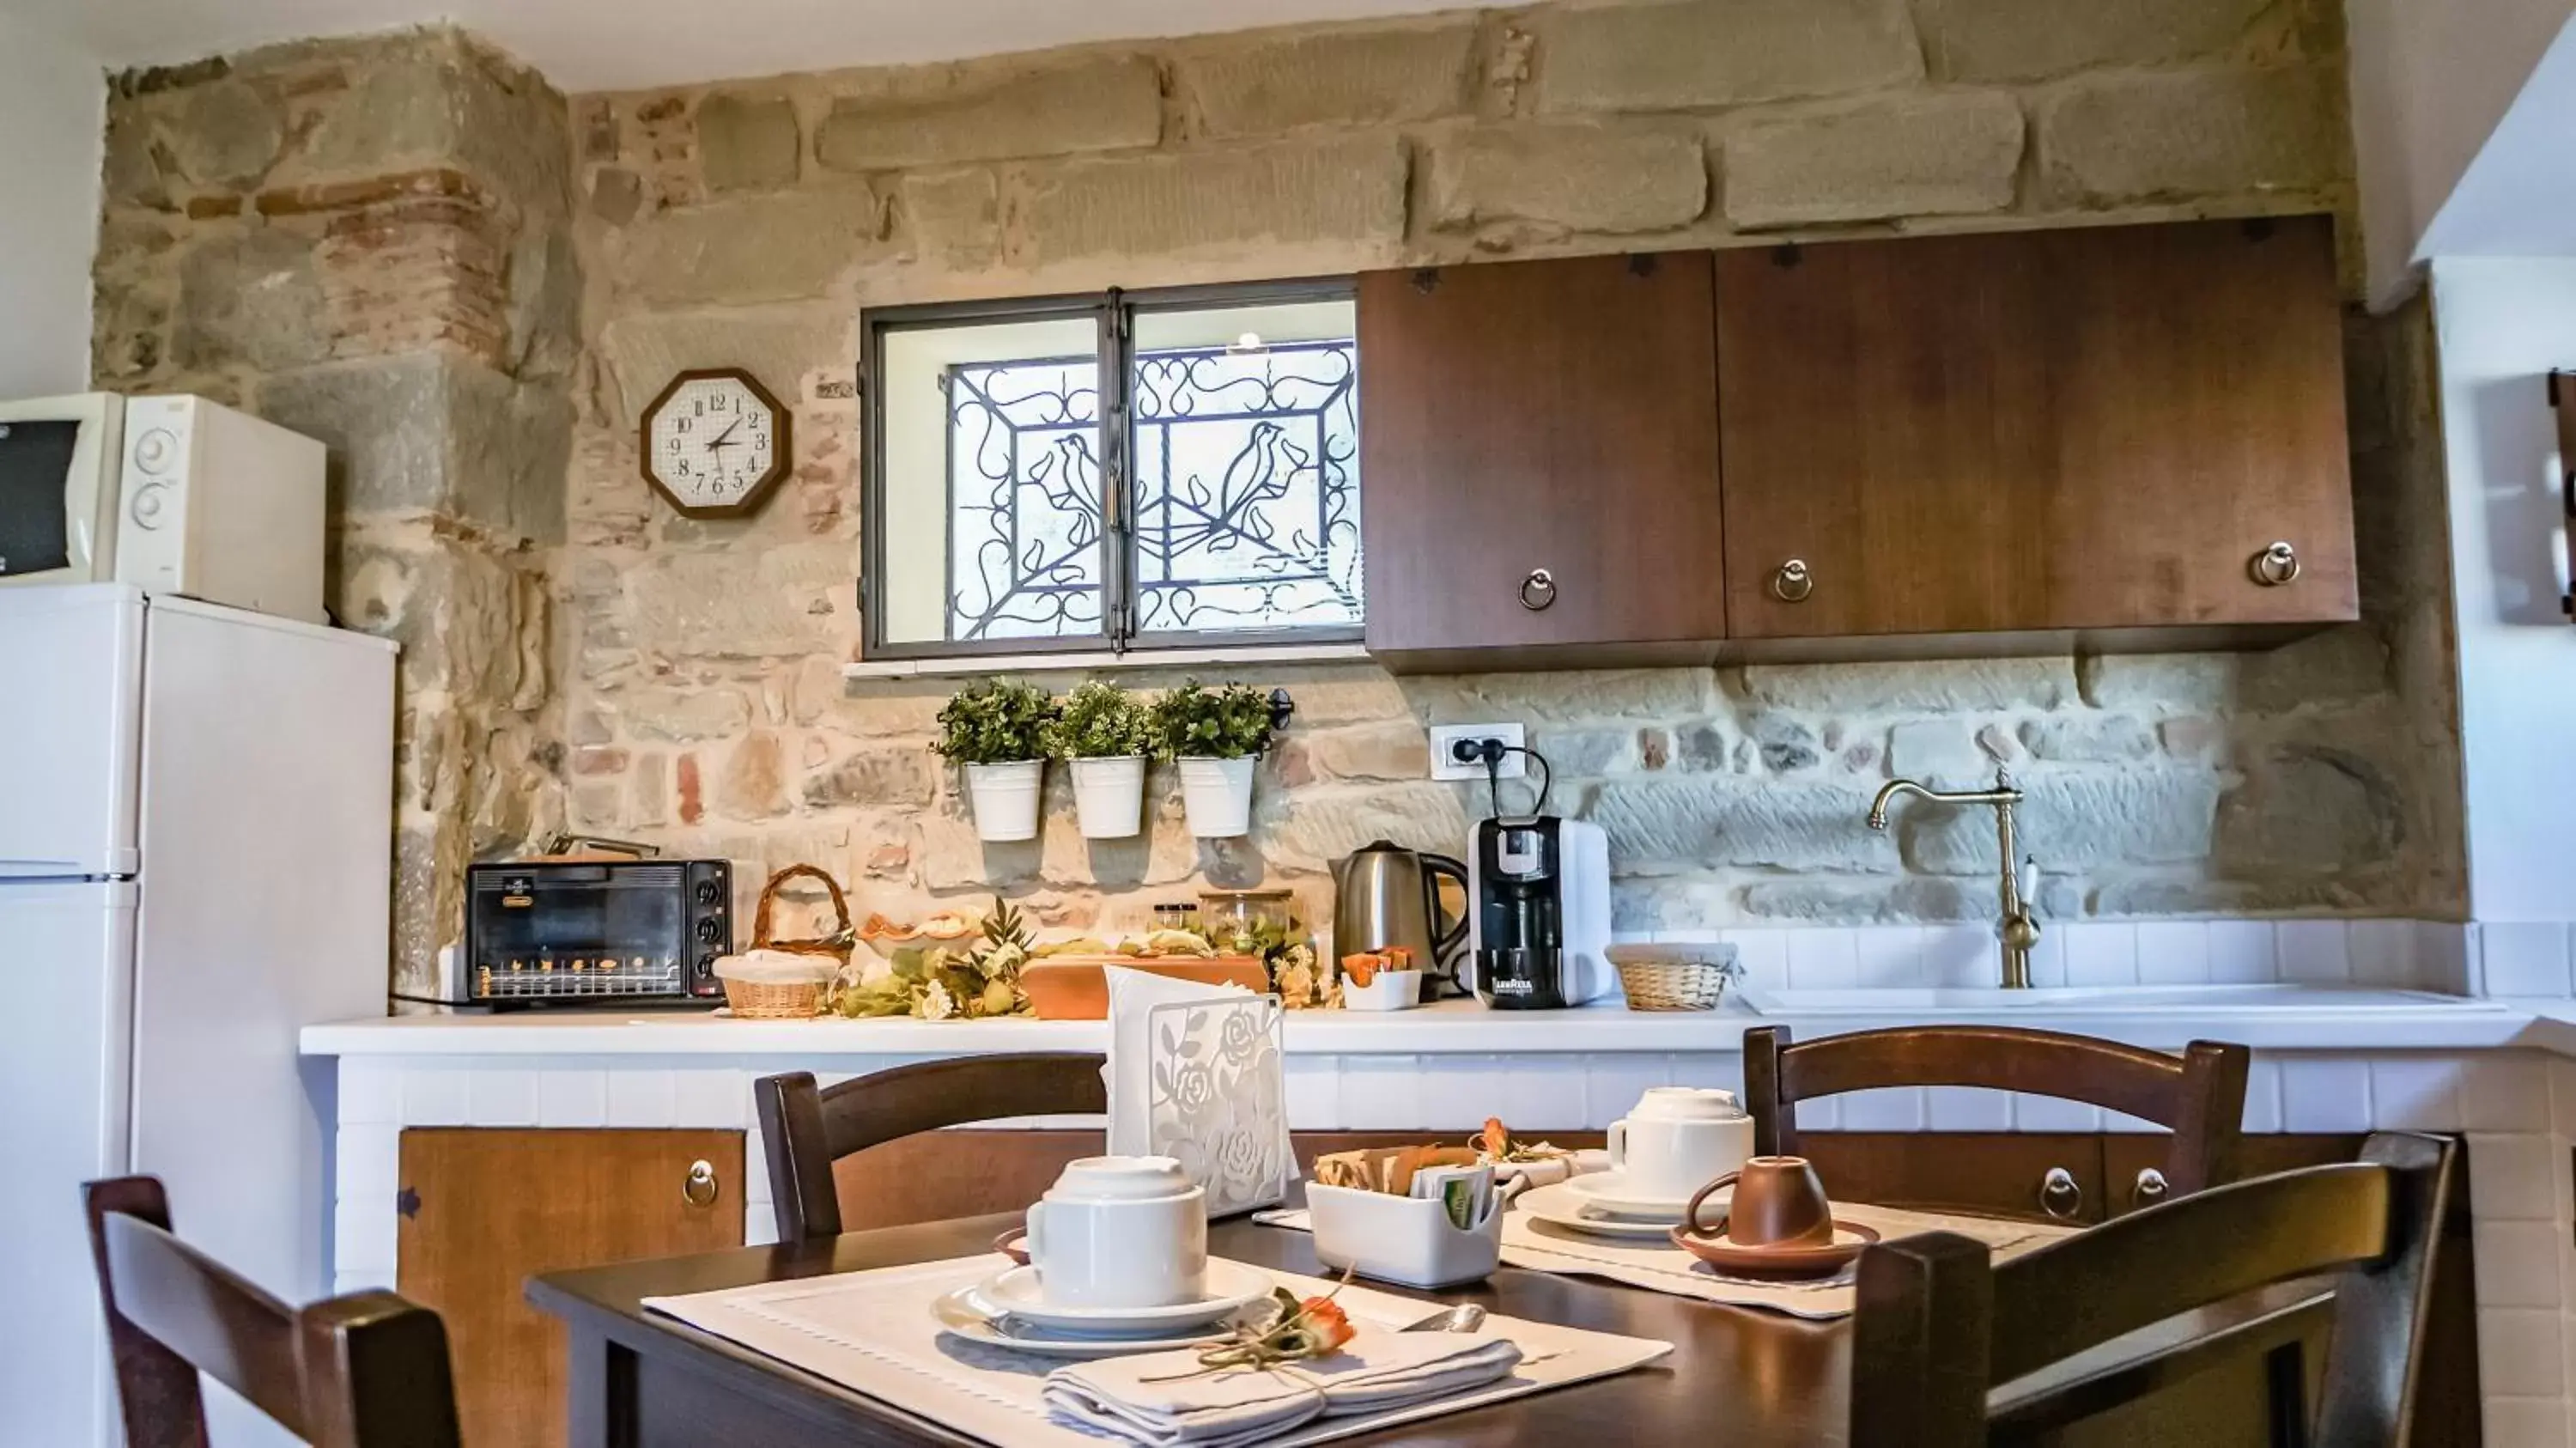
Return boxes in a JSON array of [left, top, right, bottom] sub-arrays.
[[1668, 1218, 1881, 1279]]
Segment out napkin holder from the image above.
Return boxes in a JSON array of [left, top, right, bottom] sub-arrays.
[[1308, 1183, 1504, 1289]]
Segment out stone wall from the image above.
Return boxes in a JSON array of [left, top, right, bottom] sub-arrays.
[[91, 29, 580, 989], [102, 0, 2470, 983]]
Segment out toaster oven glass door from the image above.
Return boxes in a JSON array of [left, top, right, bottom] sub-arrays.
[[0, 420, 82, 579], [472, 883, 690, 999]]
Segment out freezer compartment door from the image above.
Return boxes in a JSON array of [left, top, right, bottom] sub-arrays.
[[0, 583, 143, 878], [0, 879, 137, 1448]]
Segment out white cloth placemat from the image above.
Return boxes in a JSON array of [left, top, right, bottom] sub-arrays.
[[1251, 1204, 2072, 1321], [643, 1255, 1670, 1448]]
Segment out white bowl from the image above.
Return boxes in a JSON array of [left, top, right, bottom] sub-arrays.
[[1341, 969, 1422, 1012]]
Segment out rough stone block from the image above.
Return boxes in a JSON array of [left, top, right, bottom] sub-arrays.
[[815, 55, 1162, 172], [696, 93, 800, 192], [2036, 65, 2345, 204], [1265, 782, 1470, 873], [2215, 744, 2402, 874], [259, 355, 571, 542], [618, 686, 753, 741], [333, 532, 518, 693], [2018, 715, 2156, 763], [300, 33, 570, 217], [1179, 21, 1475, 136], [1528, 727, 1637, 777], [624, 538, 849, 659], [804, 745, 939, 808], [1741, 657, 2075, 712], [1533, 0, 1923, 113], [1455, 668, 1719, 722], [1750, 715, 1821, 772], [1740, 877, 1988, 922], [613, 187, 884, 306], [1902, 770, 2221, 873], [1302, 721, 1432, 782], [719, 731, 789, 818], [1887, 719, 1987, 784], [164, 79, 284, 188], [901, 168, 1001, 266], [598, 304, 849, 428], [1917, 0, 2271, 82], [1589, 780, 1897, 872], [1425, 125, 1707, 234], [1012, 136, 1406, 265], [1722, 93, 2022, 228], [174, 228, 327, 372]]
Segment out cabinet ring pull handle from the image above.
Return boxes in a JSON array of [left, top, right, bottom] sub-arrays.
[[683, 1159, 720, 1208], [2133, 1166, 2169, 1208], [1771, 559, 1814, 603], [2250, 541, 2301, 587], [2039, 1165, 2082, 1220], [1519, 569, 1558, 611]]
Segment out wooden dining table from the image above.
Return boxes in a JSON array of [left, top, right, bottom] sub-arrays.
[[526, 1204, 2342, 1448]]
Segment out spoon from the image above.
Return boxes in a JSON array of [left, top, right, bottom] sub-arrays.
[[1399, 1302, 1488, 1333]]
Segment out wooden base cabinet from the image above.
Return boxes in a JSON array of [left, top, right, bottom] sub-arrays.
[[397, 1129, 744, 1448]]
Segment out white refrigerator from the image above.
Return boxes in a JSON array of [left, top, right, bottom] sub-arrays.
[[0, 583, 394, 1448]]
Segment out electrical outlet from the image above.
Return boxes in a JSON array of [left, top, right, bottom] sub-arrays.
[[1428, 722, 1528, 782]]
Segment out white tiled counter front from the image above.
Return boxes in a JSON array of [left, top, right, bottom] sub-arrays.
[[307, 990, 2576, 1447]]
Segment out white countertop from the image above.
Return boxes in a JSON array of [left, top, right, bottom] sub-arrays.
[[299, 994, 2576, 1058]]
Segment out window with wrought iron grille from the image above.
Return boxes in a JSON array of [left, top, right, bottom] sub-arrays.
[[860, 282, 1362, 660]]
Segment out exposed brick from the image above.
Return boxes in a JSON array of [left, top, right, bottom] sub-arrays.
[[1722, 93, 2023, 228], [1917, 0, 2272, 82], [1425, 125, 1707, 234], [255, 167, 492, 216], [1533, 0, 1923, 113], [2036, 65, 2346, 204], [814, 55, 1161, 172], [1010, 136, 1406, 265], [1179, 21, 1475, 137]]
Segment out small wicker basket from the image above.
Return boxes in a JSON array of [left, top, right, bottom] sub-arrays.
[[721, 866, 857, 1019], [1606, 944, 1742, 1013]]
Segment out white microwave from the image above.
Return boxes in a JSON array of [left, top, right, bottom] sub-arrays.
[[0, 392, 326, 624]]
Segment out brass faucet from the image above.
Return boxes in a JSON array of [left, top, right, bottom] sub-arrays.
[[1867, 770, 2042, 989]]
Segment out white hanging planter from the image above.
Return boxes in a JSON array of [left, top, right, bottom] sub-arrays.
[[1177, 755, 1258, 838], [1069, 755, 1147, 839], [963, 759, 1045, 842]]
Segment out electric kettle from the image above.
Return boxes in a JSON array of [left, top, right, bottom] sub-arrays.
[[1330, 840, 1471, 992]]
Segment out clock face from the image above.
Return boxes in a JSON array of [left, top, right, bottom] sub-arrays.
[[641, 371, 789, 516]]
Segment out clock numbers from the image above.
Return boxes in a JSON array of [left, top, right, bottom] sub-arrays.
[[640, 370, 790, 518]]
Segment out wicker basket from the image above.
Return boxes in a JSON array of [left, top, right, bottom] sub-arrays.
[[725, 865, 858, 1019], [1606, 944, 1741, 1013]]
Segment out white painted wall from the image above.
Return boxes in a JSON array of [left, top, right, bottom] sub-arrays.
[[2430, 258, 2576, 922], [2422, 21, 2576, 267], [0, 14, 105, 399], [2344, 0, 2575, 306]]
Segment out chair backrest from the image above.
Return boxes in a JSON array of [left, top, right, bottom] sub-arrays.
[[84, 1176, 462, 1448], [1744, 1025, 2250, 1194], [756, 1052, 1109, 1243], [1850, 1132, 2453, 1448]]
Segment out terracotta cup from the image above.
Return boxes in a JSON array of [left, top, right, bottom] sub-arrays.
[[1680, 1155, 1833, 1249]]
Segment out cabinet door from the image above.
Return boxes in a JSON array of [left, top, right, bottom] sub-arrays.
[[1801, 1131, 2106, 1223], [398, 1129, 744, 1448], [1718, 216, 2356, 641], [1359, 252, 1726, 668]]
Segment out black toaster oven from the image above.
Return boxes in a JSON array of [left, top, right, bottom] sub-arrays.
[[459, 860, 732, 1007]]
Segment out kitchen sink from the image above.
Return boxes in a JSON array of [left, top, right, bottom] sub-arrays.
[[1738, 984, 2500, 1015]]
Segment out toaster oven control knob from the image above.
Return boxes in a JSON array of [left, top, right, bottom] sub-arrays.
[[129, 484, 170, 529], [695, 880, 722, 906], [132, 429, 178, 475], [696, 918, 721, 944]]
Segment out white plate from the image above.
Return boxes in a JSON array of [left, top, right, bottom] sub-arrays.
[[933, 1288, 1266, 1359], [1563, 1171, 1703, 1219], [1517, 1179, 1718, 1238], [972, 1259, 1274, 1335]]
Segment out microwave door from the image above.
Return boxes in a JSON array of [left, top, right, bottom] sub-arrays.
[[0, 418, 86, 581], [0, 585, 144, 879]]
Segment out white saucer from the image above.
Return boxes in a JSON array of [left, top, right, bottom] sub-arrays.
[[1518, 1178, 1720, 1238], [934, 1287, 1264, 1359], [972, 1259, 1273, 1336], [1563, 1171, 1703, 1219]]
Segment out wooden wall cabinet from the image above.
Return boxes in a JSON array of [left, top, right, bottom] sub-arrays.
[[397, 1128, 744, 1448], [1715, 216, 2356, 648], [1358, 252, 1728, 671]]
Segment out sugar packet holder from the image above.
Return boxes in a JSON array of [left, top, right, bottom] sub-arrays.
[[1308, 1166, 1504, 1289]]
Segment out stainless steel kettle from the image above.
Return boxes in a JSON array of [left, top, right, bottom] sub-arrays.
[[1330, 839, 1471, 984]]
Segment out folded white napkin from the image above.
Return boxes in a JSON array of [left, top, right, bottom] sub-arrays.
[[1041, 1328, 1525, 1448]]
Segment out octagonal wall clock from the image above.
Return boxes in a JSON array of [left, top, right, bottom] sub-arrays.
[[638, 368, 793, 518]]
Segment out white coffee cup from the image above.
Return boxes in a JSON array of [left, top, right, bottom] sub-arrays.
[[1024, 1155, 1209, 1309], [1607, 1086, 1754, 1204]]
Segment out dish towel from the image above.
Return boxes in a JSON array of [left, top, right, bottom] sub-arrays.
[[1041, 1328, 1525, 1448]]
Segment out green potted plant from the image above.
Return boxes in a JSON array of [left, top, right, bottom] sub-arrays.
[[1043, 681, 1153, 839], [933, 679, 1059, 842], [1148, 681, 1277, 837]]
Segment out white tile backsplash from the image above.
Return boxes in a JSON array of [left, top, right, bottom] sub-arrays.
[[2059, 922, 2138, 985], [1924, 1086, 2014, 1131], [2275, 922, 2353, 983], [465, 1068, 538, 1127], [2369, 1056, 2463, 1132], [1785, 929, 1860, 989], [1724, 928, 1789, 993], [2279, 1058, 2372, 1133], [2207, 922, 2277, 983], [399, 1065, 470, 1127], [1855, 928, 1924, 989], [2464, 1055, 2554, 1133], [537, 1068, 609, 1128], [2347, 920, 2418, 987], [1920, 927, 1995, 988], [2133, 922, 2210, 984], [1838, 1087, 1926, 1131], [606, 1069, 679, 1128]]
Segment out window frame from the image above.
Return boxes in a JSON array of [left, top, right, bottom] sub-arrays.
[[859, 276, 1363, 662]]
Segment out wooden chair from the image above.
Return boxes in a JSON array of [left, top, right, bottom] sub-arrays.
[[83, 1175, 461, 1448], [1850, 1131, 2454, 1448], [1744, 1025, 2251, 1198], [756, 1052, 1108, 1243]]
